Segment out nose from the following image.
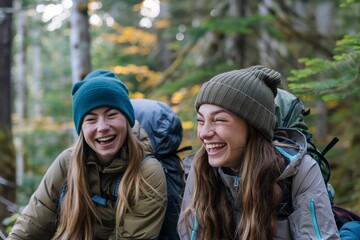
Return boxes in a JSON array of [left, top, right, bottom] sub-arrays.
[[198, 122, 215, 139], [97, 118, 110, 131]]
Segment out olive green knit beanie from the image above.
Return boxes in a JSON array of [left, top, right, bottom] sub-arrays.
[[195, 65, 281, 140], [72, 70, 135, 135]]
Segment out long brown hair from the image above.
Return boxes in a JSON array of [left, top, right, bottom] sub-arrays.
[[54, 121, 163, 239], [181, 127, 284, 240]]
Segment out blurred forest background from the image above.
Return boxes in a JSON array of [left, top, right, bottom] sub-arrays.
[[1, 0, 360, 235]]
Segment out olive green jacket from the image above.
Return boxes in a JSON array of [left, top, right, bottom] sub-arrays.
[[7, 122, 167, 239]]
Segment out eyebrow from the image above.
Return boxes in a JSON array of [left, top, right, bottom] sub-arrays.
[[197, 109, 230, 117], [87, 107, 112, 115]]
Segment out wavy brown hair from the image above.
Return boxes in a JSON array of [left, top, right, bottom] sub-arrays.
[[54, 121, 163, 239], [180, 127, 284, 240]]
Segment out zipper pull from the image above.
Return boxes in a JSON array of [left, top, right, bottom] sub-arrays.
[[233, 176, 239, 190]]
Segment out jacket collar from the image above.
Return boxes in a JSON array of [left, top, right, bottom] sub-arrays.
[[274, 128, 308, 179], [86, 147, 128, 174]]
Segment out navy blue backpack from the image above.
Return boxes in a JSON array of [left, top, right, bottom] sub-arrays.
[[131, 99, 190, 240]]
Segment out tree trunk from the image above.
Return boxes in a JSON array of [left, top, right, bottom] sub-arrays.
[[30, 12, 42, 118], [257, 0, 277, 68], [70, 0, 91, 84], [0, 0, 17, 232], [315, 2, 333, 139], [229, 0, 246, 66], [157, 3, 172, 71], [14, 0, 27, 186]]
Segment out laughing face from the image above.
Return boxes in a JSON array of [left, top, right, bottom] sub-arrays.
[[197, 104, 248, 171], [82, 107, 128, 165]]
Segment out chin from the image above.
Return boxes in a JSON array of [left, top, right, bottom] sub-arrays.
[[208, 160, 222, 168]]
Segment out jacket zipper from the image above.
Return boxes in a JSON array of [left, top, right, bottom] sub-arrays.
[[191, 217, 198, 240], [233, 176, 239, 190], [310, 199, 323, 240]]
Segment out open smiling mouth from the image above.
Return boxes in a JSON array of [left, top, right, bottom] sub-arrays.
[[206, 143, 226, 150], [97, 136, 115, 144]]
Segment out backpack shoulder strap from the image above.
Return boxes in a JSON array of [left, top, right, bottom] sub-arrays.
[[306, 137, 339, 185], [275, 153, 294, 219], [57, 181, 68, 210], [277, 176, 294, 219], [321, 137, 339, 156], [176, 145, 193, 154], [58, 180, 109, 208]]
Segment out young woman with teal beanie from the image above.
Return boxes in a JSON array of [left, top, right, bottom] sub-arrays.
[[7, 70, 167, 239], [178, 66, 339, 239]]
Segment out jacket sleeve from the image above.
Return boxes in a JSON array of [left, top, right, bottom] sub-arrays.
[[7, 149, 70, 240], [115, 157, 167, 240], [288, 155, 340, 239], [177, 164, 195, 240]]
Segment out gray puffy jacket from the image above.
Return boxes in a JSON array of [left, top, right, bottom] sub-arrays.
[[178, 128, 339, 240]]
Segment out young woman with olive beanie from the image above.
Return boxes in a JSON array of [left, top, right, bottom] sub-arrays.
[[7, 70, 167, 239], [178, 65, 339, 239]]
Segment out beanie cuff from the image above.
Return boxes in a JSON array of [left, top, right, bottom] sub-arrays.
[[73, 87, 135, 134]]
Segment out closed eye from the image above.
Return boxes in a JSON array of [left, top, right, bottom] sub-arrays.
[[196, 118, 204, 124], [108, 112, 119, 118], [215, 118, 227, 122], [84, 117, 96, 122]]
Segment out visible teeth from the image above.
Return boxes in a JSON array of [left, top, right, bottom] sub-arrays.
[[98, 136, 113, 142], [206, 143, 225, 149]]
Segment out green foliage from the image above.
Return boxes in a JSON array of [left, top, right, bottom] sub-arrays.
[[151, 62, 236, 96], [288, 34, 360, 100], [17, 174, 44, 206], [287, 1, 360, 210], [41, 79, 73, 120], [202, 15, 272, 34], [14, 129, 73, 205], [21, 129, 73, 173], [2, 212, 20, 235], [340, 0, 360, 7]]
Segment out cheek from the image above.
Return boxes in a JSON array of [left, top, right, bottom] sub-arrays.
[[232, 137, 246, 151], [117, 124, 128, 140], [234, 123, 248, 141], [196, 126, 203, 139], [81, 125, 92, 137], [225, 127, 247, 149], [82, 127, 91, 143], [119, 122, 128, 133]]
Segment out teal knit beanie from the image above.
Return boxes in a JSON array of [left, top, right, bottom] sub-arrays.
[[195, 65, 281, 140], [72, 70, 135, 134]]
